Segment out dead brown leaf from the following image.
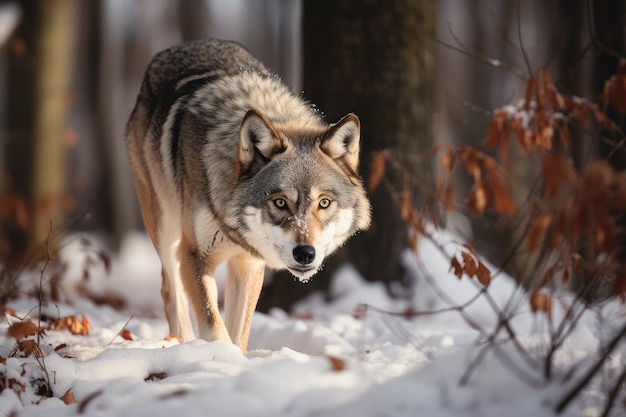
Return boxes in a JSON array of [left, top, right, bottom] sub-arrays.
[[486, 177, 515, 217], [18, 339, 44, 357], [327, 355, 346, 372], [450, 257, 463, 279], [603, 72, 626, 115], [78, 390, 103, 414], [145, 372, 168, 382], [54, 343, 68, 352], [528, 214, 552, 254], [368, 151, 387, 192], [476, 261, 491, 287], [485, 111, 505, 149], [60, 389, 76, 405], [458, 147, 482, 183], [461, 251, 478, 277], [440, 146, 456, 171], [53, 314, 90, 336], [8, 378, 25, 396], [7, 321, 42, 340], [542, 153, 578, 200], [530, 290, 552, 323], [165, 334, 181, 343], [2, 308, 19, 319], [468, 185, 487, 215], [400, 175, 413, 225]]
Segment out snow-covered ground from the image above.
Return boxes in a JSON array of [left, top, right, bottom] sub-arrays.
[[0, 231, 623, 416]]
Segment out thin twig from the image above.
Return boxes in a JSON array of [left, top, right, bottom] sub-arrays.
[[492, 343, 544, 387], [499, 315, 541, 371], [600, 363, 626, 417], [33, 221, 54, 395], [446, 21, 467, 51], [444, 90, 493, 117], [108, 315, 134, 345], [459, 343, 491, 385], [437, 39, 528, 80], [544, 299, 588, 381], [37, 222, 54, 342], [516, 0, 532, 76], [379, 313, 433, 359], [585, 0, 624, 62], [361, 287, 484, 319], [555, 320, 626, 414], [418, 260, 486, 334]]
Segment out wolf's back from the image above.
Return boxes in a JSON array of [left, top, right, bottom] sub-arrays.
[[136, 39, 269, 116], [126, 39, 275, 185]]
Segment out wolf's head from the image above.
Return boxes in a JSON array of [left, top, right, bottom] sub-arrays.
[[235, 109, 372, 282]]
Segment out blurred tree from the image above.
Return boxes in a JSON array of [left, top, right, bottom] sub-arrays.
[[2, 1, 36, 269], [179, 0, 211, 41], [30, 0, 75, 253], [1, 0, 75, 268], [258, 0, 436, 311], [96, 0, 137, 248], [590, 0, 626, 297], [593, 0, 626, 169]]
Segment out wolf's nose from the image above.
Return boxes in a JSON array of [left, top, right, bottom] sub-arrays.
[[293, 245, 316, 265]]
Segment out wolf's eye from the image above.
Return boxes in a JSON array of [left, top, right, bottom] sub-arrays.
[[319, 198, 332, 209], [273, 198, 287, 210]]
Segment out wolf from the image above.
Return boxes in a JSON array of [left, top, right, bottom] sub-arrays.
[[126, 39, 371, 353]]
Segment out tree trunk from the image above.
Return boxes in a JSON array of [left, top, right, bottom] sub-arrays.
[[591, 0, 626, 298], [179, 0, 211, 41], [1, 1, 36, 269], [594, 0, 626, 169], [258, 0, 436, 311], [29, 0, 75, 251], [96, 0, 138, 249]]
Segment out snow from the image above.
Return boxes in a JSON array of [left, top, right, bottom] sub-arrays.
[[0, 230, 624, 416]]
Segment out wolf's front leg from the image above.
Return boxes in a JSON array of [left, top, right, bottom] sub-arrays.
[[225, 254, 265, 353], [178, 235, 231, 344], [160, 265, 195, 341]]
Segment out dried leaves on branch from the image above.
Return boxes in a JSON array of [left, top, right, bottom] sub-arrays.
[[450, 244, 491, 287], [433, 66, 626, 300], [437, 146, 514, 217], [368, 61, 626, 415], [6, 313, 91, 358]]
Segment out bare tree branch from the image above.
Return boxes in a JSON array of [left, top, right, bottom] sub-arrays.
[[437, 39, 528, 80], [555, 320, 626, 414]]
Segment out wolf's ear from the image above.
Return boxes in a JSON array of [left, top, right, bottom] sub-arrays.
[[320, 113, 361, 172], [238, 109, 286, 175]]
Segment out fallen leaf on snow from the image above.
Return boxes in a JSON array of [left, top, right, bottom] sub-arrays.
[[18, 339, 44, 357], [164, 334, 181, 343], [327, 355, 346, 372], [60, 389, 76, 405], [120, 329, 133, 341], [7, 321, 43, 340], [145, 372, 168, 382], [53, 314, 90, 336]]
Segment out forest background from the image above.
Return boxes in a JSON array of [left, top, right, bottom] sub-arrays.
[[2, 1, 626, 415], [3, 0, 624, 308]]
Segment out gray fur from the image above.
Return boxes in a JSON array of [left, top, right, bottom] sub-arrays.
[[126, 39, 371, 351]]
